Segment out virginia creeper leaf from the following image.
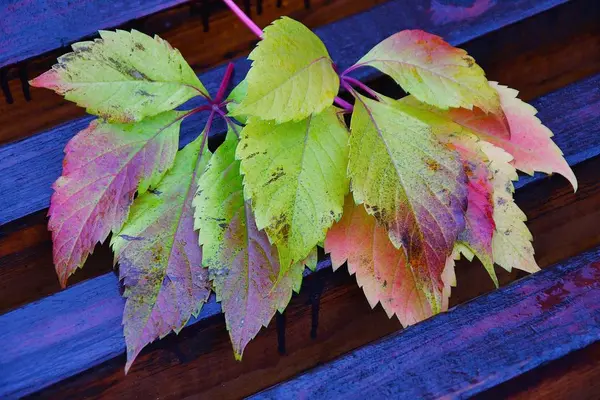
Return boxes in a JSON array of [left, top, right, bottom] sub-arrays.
[[481, 142, 540, 273], [194, 132, 304, 359], [325, 197, 433, 324], [237, 107, 349, 272], [231, 17, 339, 122], [49, 111, 181, 287], [401, 83, 577, 190], [354, 30, 503, 117], [348, 94, 468, 311], [30, 30, 207, 123], [112, 133, 211, 372]]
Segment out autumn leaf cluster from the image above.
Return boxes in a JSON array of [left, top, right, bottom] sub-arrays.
[[31, 17, 576, 370]]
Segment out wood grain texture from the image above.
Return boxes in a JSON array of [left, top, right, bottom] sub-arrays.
[[0, 0, 577, 225], [0, 0, 388, 145], [2, 124, 598, 398], [255, 246, 600, 399]]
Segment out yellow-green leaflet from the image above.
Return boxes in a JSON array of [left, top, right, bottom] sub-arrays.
[[348, 94, 468, 311], [237, 107, 349, 274], [30, 30, 207, 123], [111, 133, 211, 372], [193, 131, 305, 360], [231, 17, 339, 123], [481, 142, 540, 274]]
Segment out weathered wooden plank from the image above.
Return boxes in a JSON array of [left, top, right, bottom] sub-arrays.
[[1, 78, 598, 396], [0, 0, 577, 225], [0, 0, 190, 68], [254, 246, 600, 399]]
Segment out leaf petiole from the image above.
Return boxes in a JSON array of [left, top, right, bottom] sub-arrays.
[[342, 76, 379, 100], [214, 62, 235, 104], [334, 96, 353, 112]]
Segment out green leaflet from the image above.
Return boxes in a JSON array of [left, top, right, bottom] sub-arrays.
[[237, 107, 349, 274], [30, 30, 207, 123], [231, 17, 339, 123], [348, 94, 468, 311], [112, 133, 211, 371], [193, 131, 305, 359]]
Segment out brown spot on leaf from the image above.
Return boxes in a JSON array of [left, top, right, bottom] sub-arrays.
[[266, 167, 285, 185], [426, 159, 441, 172], [463, 56, 475, 67]]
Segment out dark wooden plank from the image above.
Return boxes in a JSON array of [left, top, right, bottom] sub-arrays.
[[0, 0, 576, 225], [2, 105, 599, 397], [25, 153, 600, 399], [0, 0, 190, 68], [254, 246, 600, 399], [477, 341, 600, 399]]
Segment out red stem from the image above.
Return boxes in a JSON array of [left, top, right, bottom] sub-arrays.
[[215, 62, 235, 104], [334, 96, 353, 112], [343, 76, 379, 100], [222, 0, 264, 38]]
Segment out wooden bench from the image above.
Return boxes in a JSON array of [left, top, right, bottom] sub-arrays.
[[1, 0, 599, 398]]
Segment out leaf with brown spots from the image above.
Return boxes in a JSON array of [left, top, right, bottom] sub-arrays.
[[326, 197, 462, 324], [481, 143, 540, 274], [31, 30, 207, 123], [194, 132, 306, 359], [237, 107, 349, 275], [348, 93, 468, 311], [112, 132, 211, 372]]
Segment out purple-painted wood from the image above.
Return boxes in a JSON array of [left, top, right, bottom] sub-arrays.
[[0, 0, 190, 68], [0, 258, 331, 399], [0, 0, 574, 225], [254, 246, 600, 399]]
